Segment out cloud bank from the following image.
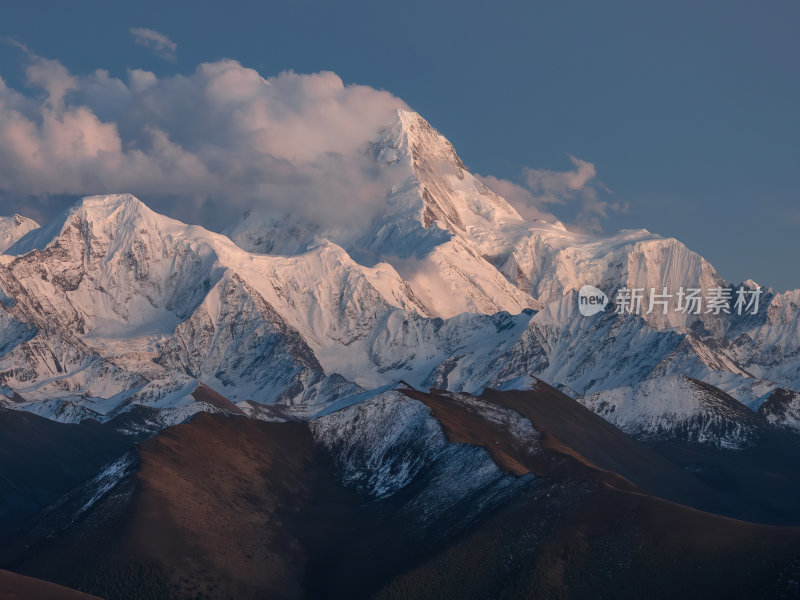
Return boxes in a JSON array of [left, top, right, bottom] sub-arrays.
[[0, 47, 621, 234], [0, 49, 408, 227]]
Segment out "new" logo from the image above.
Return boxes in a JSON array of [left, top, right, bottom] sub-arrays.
[[578, 285, 608, 316]]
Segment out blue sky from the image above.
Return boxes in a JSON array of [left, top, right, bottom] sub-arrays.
[[1, 0, 798, 290]]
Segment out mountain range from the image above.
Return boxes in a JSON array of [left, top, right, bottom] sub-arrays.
[[1, 109, 799, 599]]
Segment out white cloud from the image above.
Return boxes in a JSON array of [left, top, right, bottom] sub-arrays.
[[478, 155, 626, 232], [474, 175, 560, 223], [0, 51, 408, 229], [0, 47, 623, 234], [130, 27, 177, 63], [523, 155, 596, 203]]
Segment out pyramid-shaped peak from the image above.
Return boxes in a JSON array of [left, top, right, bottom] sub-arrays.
[[395, 109, 437, 133], [392, 109, 467, 170]]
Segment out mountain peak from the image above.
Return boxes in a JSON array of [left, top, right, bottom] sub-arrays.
[[373, 110, 525, 234], [74, 193, 148, 212], [5, 194, 173, 257], [0, 213, 40, 253], [375, 109, 469, 176], [69, 194, 165, 232]]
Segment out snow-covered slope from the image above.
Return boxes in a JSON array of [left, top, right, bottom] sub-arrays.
[[311, 390, 532, 519], [578, 376, 763, 449]]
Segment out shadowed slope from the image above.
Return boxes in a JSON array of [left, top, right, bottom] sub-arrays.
[[0, 570, 101, 600], [0, 407, 132, 535], [10, 414, 354, 600]]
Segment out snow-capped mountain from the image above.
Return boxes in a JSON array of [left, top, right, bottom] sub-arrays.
[[0, 109, 798, 449], [228, 110, 539, 318], [228, 110, 726, 330]]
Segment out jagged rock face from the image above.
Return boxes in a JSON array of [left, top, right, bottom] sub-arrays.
[[0, 111, 797, 450]]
